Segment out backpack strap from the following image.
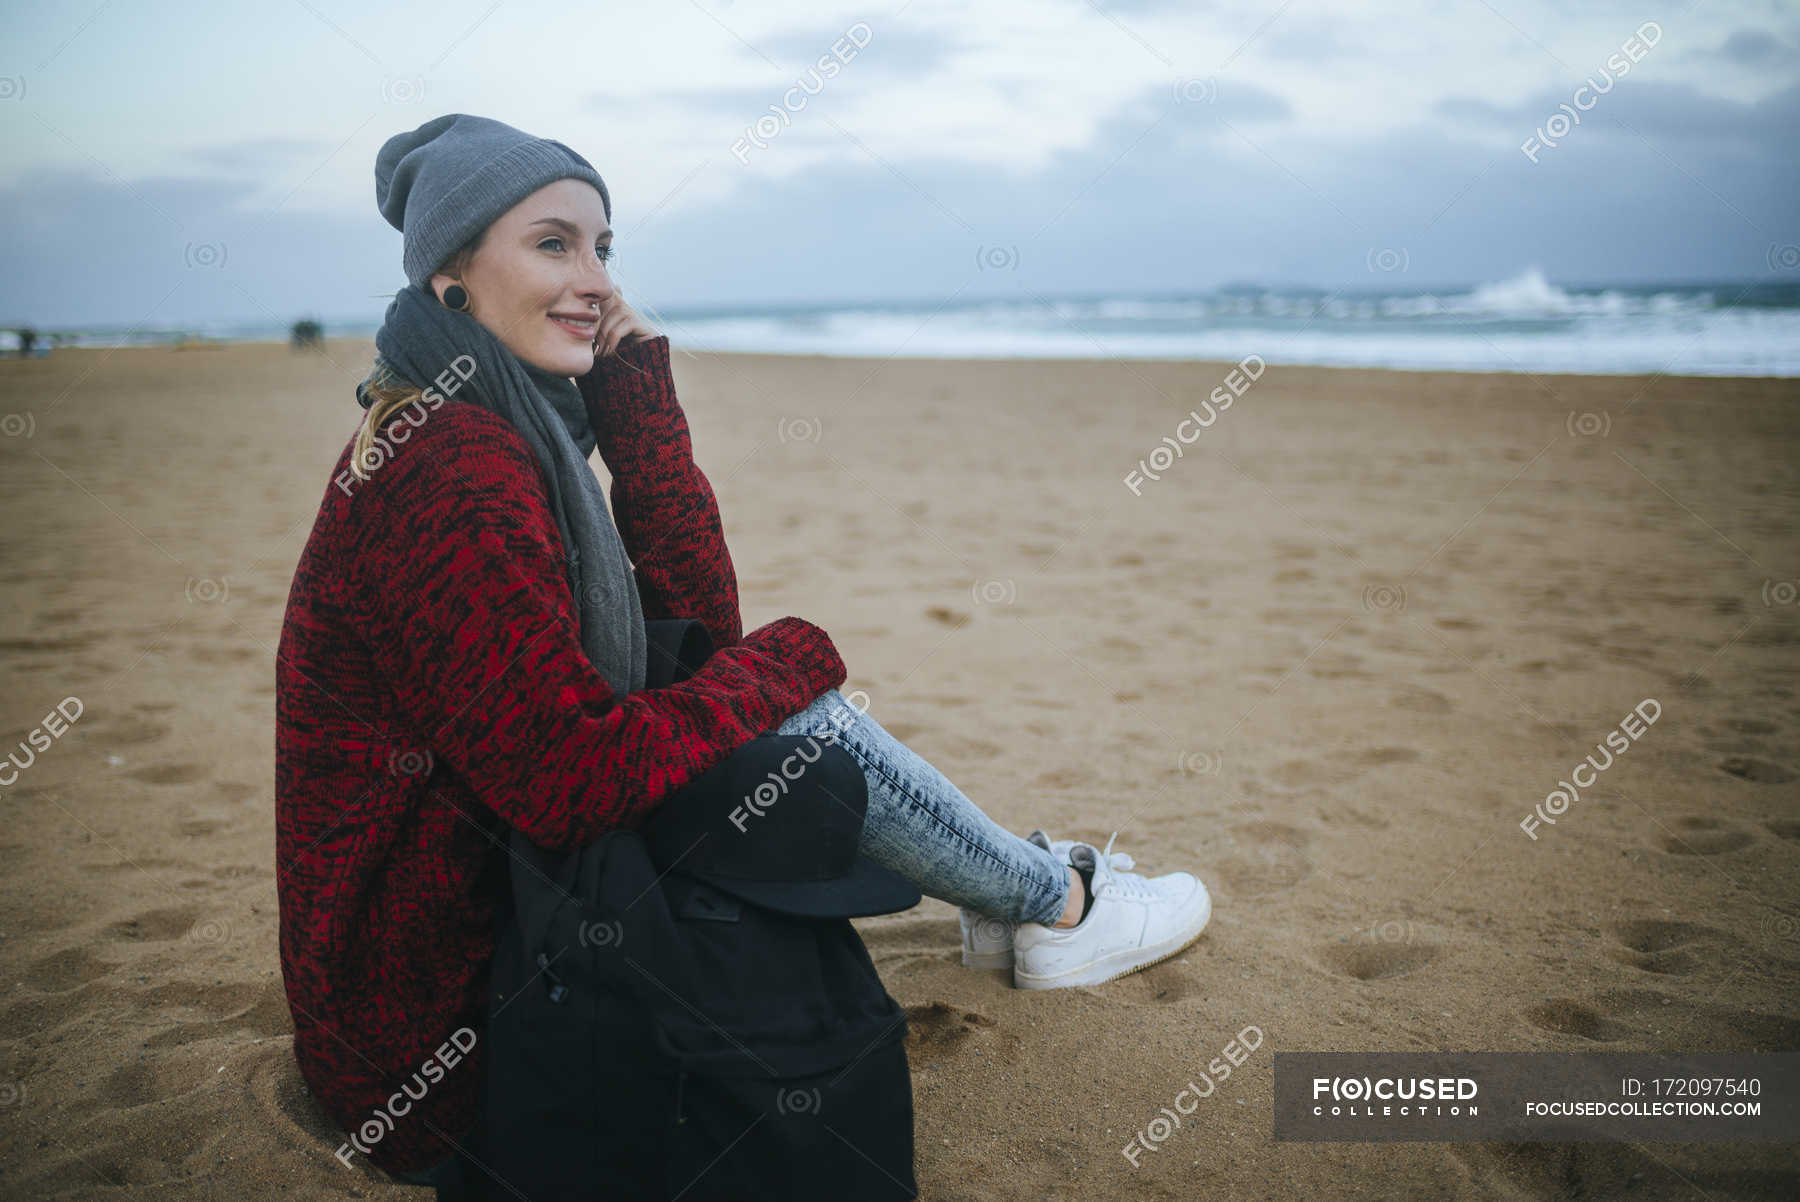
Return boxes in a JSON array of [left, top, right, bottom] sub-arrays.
[[643, 617, 715, 689]]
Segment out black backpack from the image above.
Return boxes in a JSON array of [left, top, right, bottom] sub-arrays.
[[471, 619, 919, 1201]]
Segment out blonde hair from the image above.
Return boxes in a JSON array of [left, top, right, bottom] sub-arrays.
[[352, 237, 481, 480]]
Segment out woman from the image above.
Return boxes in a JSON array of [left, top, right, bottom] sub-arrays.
[[274, 113, 1212, 1190]]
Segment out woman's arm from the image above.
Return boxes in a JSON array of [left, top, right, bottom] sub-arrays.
[[344, 404, 844, 850], [577, 334, 745, 649]]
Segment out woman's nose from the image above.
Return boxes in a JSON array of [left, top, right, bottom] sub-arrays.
[[580, 249, 614, 298]]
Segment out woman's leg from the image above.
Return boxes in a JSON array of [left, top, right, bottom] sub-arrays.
[[772, 687, 1071, 927]]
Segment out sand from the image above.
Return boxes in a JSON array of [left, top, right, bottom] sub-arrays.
[[0, 339, 1796, 1200]]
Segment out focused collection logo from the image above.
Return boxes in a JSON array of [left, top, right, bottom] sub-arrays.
[[1311, 1075, 1480, 1119]]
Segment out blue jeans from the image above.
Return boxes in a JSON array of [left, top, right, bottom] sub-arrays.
[[772, 686, 1072, 928], [384, 687, 1069, 1191]]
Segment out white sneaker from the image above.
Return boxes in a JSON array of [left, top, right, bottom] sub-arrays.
[[959, 829, 1135, 970], [1012, 833, 1211, 990]]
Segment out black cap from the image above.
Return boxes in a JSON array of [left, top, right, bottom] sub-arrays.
[[639, 734, 922, 919]]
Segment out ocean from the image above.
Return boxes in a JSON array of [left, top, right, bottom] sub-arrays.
[[11, 268, 1799, 378]]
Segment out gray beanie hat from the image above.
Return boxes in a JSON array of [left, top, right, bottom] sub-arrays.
[[374, 112, 612, 289]]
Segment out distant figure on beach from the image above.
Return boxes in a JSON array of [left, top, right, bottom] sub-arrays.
[[274, 112, 1214, 1194], [289, 318, 323, 350], [15, 327, 36, 358]]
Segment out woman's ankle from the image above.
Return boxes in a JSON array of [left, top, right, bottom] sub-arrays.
[[1052, 865, 1085, 929]]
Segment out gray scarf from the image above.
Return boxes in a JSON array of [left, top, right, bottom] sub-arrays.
[[354, 283, 648, 699]]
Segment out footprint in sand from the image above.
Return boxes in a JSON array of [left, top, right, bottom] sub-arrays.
[[1766, 820, 1800, 842], [78, 854, 188, 875], [1315, 941, 1440, 982], [1307, 651, 1369, 679], [1606, 920, 1727, 976], [103, 904, 209, 942], [87, 711, 171, 746], [1528, 988, 1800, 1050], [85, 1061, 177, 1111], [1657, 815, 1755, 856], [189, 643, 260, 664], [1717, 755, 1794, 784], [1269, 758, 1349, 789], [1316, 803, 1391, 830], [1269, 747, 1418, 791], [1032, 764, 1092, 790], [48, 980, 298, 1180], [1677, 672, 1716, 696], [1523, 998, 1635, 1041], [139, 978, 293, 1050], [1359, 747, 1419, 766], [1093, 635, 1144, 660], [1215, 821, 1312, 896], [17, 945, 116, 994], [903, 1001, 1012, 1068], [125, 762, 208, 786], [0, 634, 99, 655], [36, 607, 87, 626], [1389, 684, 1454, 714], [212, 780, 259, 803]]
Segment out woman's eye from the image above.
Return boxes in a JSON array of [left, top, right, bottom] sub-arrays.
[[539, 237, 613, 264]]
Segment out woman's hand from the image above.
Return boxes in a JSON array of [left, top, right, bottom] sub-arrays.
[[591, 290, 660, 358]]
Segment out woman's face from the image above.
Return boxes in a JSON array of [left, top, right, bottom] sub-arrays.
[[429, 177, 615, 377]]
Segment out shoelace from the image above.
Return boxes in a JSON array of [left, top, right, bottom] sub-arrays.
[[1091, 831, 1160, 901], [1037, 830, 1134, 872], [1098, 831, 1135, 870]]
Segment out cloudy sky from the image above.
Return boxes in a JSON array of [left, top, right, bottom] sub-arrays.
[[1, 0, 1795, 328]]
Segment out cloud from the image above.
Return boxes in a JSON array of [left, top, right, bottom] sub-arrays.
[[1260, 22, 1364, 61], [4, 2, 1794, 328], [572, 23, 948, 126], [1433, 80, 1800, 151], [1088, 75, 1295, 139], [184, 138, 336, 172], [581, 84, 795, 121], [0, 165, 401, 327], [1711, 28, 1792, 67], [751, 23, 954, 75]]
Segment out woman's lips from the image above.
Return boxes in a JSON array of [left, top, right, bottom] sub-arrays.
[[549, 314, 597, 339]]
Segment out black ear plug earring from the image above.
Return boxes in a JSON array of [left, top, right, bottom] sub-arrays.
[[441, 283, 470, 312]]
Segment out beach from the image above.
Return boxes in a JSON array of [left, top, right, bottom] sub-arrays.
[[0, 340, 1795, 1199]]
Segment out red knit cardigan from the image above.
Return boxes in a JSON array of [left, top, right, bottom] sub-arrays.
[[274, 334, 847, 1174]]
